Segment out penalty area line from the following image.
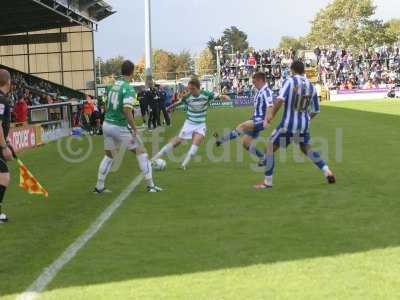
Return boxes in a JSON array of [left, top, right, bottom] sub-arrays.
[[17, 174, 144, 300]]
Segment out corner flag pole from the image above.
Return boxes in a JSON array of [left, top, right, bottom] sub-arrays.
[[144, 0, 153, 88]]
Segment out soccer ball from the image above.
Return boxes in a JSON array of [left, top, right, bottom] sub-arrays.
[[152, 159, 167, 171]]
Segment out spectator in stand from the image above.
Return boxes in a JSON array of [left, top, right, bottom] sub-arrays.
[[83, 98, 95, 130], [220, 48, 292, 94], [221, 46, 399, 94], [14, 96, 28, 123], [317, 46, 400, 90]]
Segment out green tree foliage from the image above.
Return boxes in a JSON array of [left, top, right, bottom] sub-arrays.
[[207, 26, 249, 60], [307, 0, 397, 48], [385, 19, 400, 41], [221, 26, 249, 52], [97, 55, 125, 77], [207, 37, 223, 61], [279, 36, 307, 51], [196, 48, 216, 76], [174, 50, 193, 74]]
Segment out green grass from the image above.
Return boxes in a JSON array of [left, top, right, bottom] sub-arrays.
[[1, 100, 400, 299]]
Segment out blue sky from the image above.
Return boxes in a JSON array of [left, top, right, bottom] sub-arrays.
[[94, 0, 399, 61]]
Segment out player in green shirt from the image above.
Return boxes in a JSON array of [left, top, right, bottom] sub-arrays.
[[94, 60, 162, 193], [153, 77, 229, 170]]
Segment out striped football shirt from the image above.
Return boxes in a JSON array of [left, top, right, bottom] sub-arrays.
[[277, 75, 319, 133], [181, 90, 214, 124]]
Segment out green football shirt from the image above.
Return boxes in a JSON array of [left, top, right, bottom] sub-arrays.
[[105, 80, 136, 127], [181, 90, 215, 124]]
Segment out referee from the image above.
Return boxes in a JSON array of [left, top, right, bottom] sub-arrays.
[[0, 69, 13, 224]]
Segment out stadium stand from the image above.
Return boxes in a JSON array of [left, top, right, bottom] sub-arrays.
[[220, 47, 400, 94], [0, 0, 113, 150], [316, 46, 400, 90]]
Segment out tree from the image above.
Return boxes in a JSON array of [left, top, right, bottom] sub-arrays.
[[221, 26, 249, 53], [196, 48, 215, 76], [137, 49, 194, 80], [386, 19, 400, 42], [97, 55, 125, 77], [279, 36, 307, 51], [207, 26, 249, 60], [134, 56, 145, 81], [174, 50, 194, 76], [207, 37, 223, 61], [152, 49, 176, 80], [307, 0, 396, 48]]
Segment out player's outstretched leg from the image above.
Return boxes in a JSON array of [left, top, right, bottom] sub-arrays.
[[300, 144, 336, 184], [181, 144, 198, 170], [181, 133, 203, 170], [94, 153, 114, 194], [242, 135, 265, 162], [153, 137, 181, 161], [214, 128, 244, 147]]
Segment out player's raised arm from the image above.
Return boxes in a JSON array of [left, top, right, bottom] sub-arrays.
[[167, 92, 190, 112], [166, 98, 182, 112]]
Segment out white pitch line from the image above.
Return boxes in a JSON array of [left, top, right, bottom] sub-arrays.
[[17, 174, 144, 300]]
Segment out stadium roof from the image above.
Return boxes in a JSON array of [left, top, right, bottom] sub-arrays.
[[0, 0, 115, 35]]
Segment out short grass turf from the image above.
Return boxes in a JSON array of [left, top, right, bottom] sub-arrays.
[[1, 99, 400, 300]]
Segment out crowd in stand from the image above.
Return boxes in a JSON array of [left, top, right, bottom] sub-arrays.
[[220, 46, 400, 94], [7, 70, 74, 123], [220, 49, 295, 95], [316, 46, 400, 90]]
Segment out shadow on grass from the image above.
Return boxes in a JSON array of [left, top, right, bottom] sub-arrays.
[[3, 105, 400, 297]]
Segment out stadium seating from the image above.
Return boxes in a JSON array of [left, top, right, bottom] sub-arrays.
[[220, 47, 400, 94], [0, 64, 86, 123]]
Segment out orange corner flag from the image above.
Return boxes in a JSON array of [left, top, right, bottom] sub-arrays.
[[17, 159, 48, 197]]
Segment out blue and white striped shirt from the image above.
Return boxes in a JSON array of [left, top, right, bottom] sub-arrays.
[[277, 75, 319, 133], [253, 84, 274, 121]]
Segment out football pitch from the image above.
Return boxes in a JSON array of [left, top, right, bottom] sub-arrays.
[[1, 100, 400, 300]]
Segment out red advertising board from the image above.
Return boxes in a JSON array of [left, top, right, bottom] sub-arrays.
[[8, 126, 37, 152]]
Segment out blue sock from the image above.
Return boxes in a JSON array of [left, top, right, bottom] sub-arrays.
[[307, 150, 326, 170], [245, 144, 264, 159], [264, 154, 275, 176], [220, 129, 243, 144]]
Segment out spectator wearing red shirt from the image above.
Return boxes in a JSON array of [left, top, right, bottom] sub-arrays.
[[14, 97, 28, 123], [248, 54, 256, 66]]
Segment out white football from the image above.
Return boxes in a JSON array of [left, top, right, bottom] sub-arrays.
[[152, 159, 167, 171]]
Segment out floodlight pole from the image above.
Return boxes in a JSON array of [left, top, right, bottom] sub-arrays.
[[215, 46, 223, 93], [144, 0, 153, 88]]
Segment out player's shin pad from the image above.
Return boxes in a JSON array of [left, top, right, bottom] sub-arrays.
[[264, 154, 275, 176], [306, 150, 326, 170], [137, 153, 153, 181], [220, 128, 244, 144], [246, 144, 264, 159]]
